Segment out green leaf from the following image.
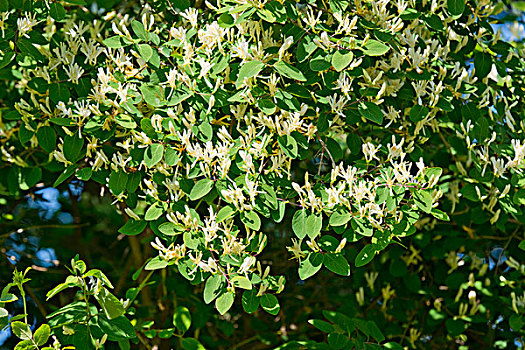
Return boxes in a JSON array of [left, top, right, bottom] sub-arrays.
[[273, 61, 307, 81], [355, 244, 376, 267], [216, 205, 236, 223], [49, 3, 66, 21], [103, 36, 131, 49], [409, 105, 429, 122], [292, 209, 308, 239], [181, 338, 205, 350], [145, 202, 165, 221], [215, 292, 234, 315], [173, 306, 191, 333], [140, 84, 165, 107], [131, 20, 148, 40], [260, 294, 280, 315], [36, 126, 56, 153], [318, 236, 340, 252], [96, 287, 125, 320], [138, 44, 153, 61], [352, 218, 374, 237], [384, 342, 404, 350], [218, 13, 235, 27], [49, 83, 70, 104], [324, 254, 350, 276], [430, 208, 450, 221], [189, 178, 214, 201], [328, 333, 349, 349], [0, 0, 8, 13], [447, 0, 465, 16], [164, 147, 179, 166], [118, 220, 147, 236], [11, 322, 32, 340], [422, 14, 444, 31], [18, 124, 34, 145], [474, 52, 492, 79], [241, 210, 261, 231], [108, 170, 128, 195], [115, 114, 137, 129], [0, 293, 17, 303], [257, 8, 276, 23], [34, 324, 50, 346], [510, 314, 525, 330], [309, 319, 335, 333], [445, 318, 465, 336], [330, 0, 349, 13], [0, 51, 15, 69], [306, 212, 322, 239], [20, 168, 42, 190], [17, 38, 44, 62], [413, 189, 432, 213], [145, 256, 168, 270], [63, 135, 84, 162], [258, 98, 276, 115], [366, 320, 385, 342], [96, 315, 136, 340], [158, 222, 184, 236], [309, 56, 332, 72], [232, 276, 252, 290], [14, 340, 35, 350], [242, 290, 259, 314], [329, 208, 351, 227], [46, 280, 78, 300], [183, 231, 200, 250], [518, 241, 525, 251], [298, 253, 324, 280], [332, 50, 353, 72], [297, 35, 317, 62], [278, 134, 298, 158], [236, 61, 265, 86], [49, 118, 74, 126], [144, 144, 164, 168], [346, 133, 362, 155], [76, 168, 92, 181], [204, 275, 224, 304], [362, 40, 389, 56], [53, 165, 77, 187], [358, 101, 383, 125]]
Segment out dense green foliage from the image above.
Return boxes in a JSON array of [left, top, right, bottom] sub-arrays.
[[0, 0, 525, 348]]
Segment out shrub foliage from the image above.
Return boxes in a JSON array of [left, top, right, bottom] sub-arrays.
[[0, 0, 524, 348]]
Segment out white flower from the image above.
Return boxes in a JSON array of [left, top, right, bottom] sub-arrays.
[[80, 38, 104, 65], [62, 326, 75, 336], [387, 136, 404, 160], [197, 57, 214, 78], [491, 157, 507, 178], [165, 68, 178, 89], [181, 8, 199, 27], [124, 208, 141, 221], [238, 256, 256, 275], [362, 142, 381, 162], [287, 239, 306, 260], [17, 12, 38, 37], [64, 62, 85, 84], [278, 36, 294, 60]]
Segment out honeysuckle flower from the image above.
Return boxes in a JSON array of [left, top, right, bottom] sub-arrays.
[[64, 62, 84, 84], [362, 142, 381, 162], [17, 12, 38, 37], [2, 0, 522, 326]]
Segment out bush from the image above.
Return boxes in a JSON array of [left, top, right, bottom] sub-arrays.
[[0, 0, 524, 348]]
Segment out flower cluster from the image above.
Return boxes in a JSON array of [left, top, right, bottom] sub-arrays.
[[0, 0, 524, 317]]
